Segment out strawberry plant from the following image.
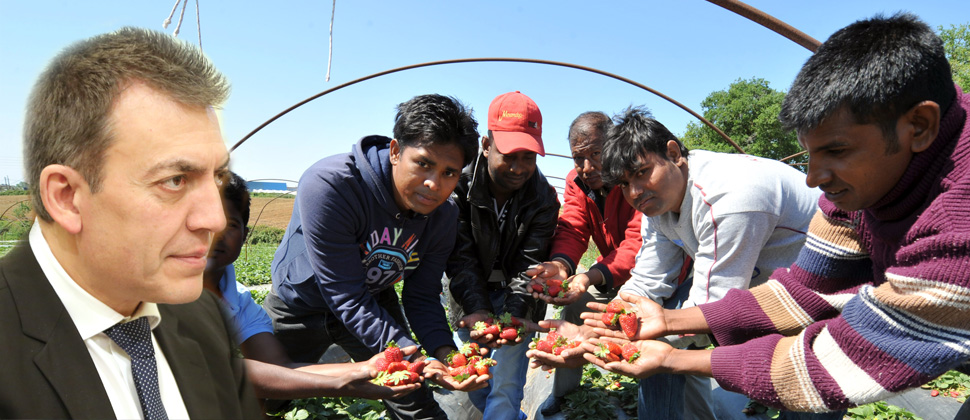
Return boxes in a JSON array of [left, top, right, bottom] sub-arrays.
[[922, 369, 969, 403], [846, 401, 920, 419], [560, 365, 637, 419]]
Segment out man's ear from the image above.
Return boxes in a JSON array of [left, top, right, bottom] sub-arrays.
[[666, 140, 684, 163], [39, 164, 85, 234], [904, 101, 941, 154], [389, 139, 401, 165], [481, 135, 492, 158]]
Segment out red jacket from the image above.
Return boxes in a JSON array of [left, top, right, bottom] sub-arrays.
[[550, 169, 643, 289]]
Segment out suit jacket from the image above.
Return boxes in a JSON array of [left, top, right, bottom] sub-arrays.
[[0, 243, 263, 419]]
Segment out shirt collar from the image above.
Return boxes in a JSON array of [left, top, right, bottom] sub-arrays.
[[29, 220, 162, 339]]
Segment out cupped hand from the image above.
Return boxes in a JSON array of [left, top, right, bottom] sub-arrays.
[[580, 292, 667, 340], [423, 359, 490, 392], [579, 337, 674, 379]]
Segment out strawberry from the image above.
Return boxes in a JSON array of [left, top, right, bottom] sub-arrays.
[[548, 285, 562, 297], [383, 341, 403, 363], [404, 371, 420, 384], [447, 351, 467, 368], [618, 311, 639, 338], [534, 338, 554, 353], [602, 311, 620, 326], [547, 279, 563, 288], [930, 389, 940, 397], [386, 361, 407, 373], [407, 360, 426, 375], [474, 358, 496, 376], [605, 300, 626, 314], [621, 343, 640, 363], [381, 370, 410, 386], [482, 323, 501, 336], [532, 283, 545, 293], [500, 326, 520, 340], [605, 341, 623, 358], [461, 342, 481, 358], [546, 330, 562, 343], [553, 345, 565, 356], [951, 390, 961, 398], [473, 321, 489, 333], [448, 366, 462, 377], [374, 356, 390, 372], [594, 343, 621, 362]]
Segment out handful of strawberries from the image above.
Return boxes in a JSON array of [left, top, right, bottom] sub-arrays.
[[446, 341, 497, 382], [531, 277, 571, 299], [472, 312, 524, 341], [530, 329, 581, 356], [601, 300, 640, 338], [594, 341, 640, 363], [371, 341, 425, 386]]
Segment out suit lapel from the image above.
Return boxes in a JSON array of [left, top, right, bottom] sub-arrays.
[[5, 244, 115, 418], [154, 304, 223, 419]]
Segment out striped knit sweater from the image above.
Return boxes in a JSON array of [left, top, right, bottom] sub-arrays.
[[699, 87, 970, 412]]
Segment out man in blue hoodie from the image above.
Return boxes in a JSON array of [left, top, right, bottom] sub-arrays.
[[262, 94, 482, 419]]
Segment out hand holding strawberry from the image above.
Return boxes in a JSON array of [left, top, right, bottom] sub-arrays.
[[370, 341, 425, 386], [526, 320, 595, 371], [580, 338, 685, 380], [581, 292, 666, 340]]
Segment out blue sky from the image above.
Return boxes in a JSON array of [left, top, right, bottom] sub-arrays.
[[1, 1, 966, 194]]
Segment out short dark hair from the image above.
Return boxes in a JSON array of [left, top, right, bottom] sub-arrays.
[[222, 171, 251, 226], [393, 94, 479, 167], [602, 106, 688, 186], [779, 13, 955, 151], [568, 111, 613, 146], [25, 27, 229, 222]]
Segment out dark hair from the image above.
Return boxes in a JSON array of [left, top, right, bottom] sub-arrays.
[[568, 111, 613, 146], [222, 171, 251, 226], [779, 13, 955, 151], [393, 94, 479, 166], [602, 106, 688, 186], [25, 27, 229, 222]]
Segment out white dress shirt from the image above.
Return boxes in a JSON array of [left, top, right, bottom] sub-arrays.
[[29, 222, 190, 419]]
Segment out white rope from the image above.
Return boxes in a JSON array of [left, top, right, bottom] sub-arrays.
[[162, 0, 181, 28], [326, 0, 336, 82], [195, 0, 203, 51], [173, 0, 189, 37]]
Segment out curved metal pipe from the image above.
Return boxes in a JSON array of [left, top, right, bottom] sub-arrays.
[[705, 0, 821, 52], [231, 57, 743, 154]]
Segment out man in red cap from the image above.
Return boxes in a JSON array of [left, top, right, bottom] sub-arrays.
[[445, 91, 560, 419]]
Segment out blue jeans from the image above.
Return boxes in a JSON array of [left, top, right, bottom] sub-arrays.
[[456, 289, 531, 420], [638, 277, 711, 420]]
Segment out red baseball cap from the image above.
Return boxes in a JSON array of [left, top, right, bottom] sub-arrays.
[[487, 91, 545, 156]]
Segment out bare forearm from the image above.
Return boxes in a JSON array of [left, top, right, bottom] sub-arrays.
[[245, 359, 350, 399], [663, 306, 711, 336], [661, 348, 713, 377]]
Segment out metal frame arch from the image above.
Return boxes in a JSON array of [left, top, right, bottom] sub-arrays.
[[230, 58, 742, 154]]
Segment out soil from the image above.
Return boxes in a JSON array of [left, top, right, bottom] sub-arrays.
[[0, 195, 294, 230]]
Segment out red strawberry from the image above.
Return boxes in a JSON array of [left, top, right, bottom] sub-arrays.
[[594, 343, 621, 362], [547, 279, 563, 288], [553, 346, 565, 356], [404, 371, 420, 384], [448, 366, 462, 377], [534, 338, 554, 353], [602, 311, 620, 326], [383, 341, 403, 363], [474, 358, 496, 376], [618, 312, 639, 338], [473, 321, 489, 333], [374, 356, 390, 372], [621, 343, 640, 363], [605, 342, 623, 358], [500, 326, 520, 340], [386, 361, 407, 373], [447, 351, 467, 368], [951, 390, 961, 398], [605, 300, 626, 314], [532, 283, 545, 293], [482, 324, 501, 336], [930, 389, 940, 397], [548, 285, 562, 297], [461, 342, 481, 358], [546, 330, 562, 342], [382, 370, 410, 386], [407, 360, 426, 375]]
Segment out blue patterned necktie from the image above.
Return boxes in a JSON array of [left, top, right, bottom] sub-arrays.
[[104, 317, 169, 420]]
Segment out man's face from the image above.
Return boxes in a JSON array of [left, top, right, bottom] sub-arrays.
[[206, 197, 246, 273], [389, 139, 464, 215], [618, 148, 688, 217], [571, 132, 605, 190], [799, 108, 913, 212], [484, 137, 538, 197], [75, 82, 228, 314]]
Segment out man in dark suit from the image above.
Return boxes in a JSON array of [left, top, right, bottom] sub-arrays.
[[0, 27, 261, 419]]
